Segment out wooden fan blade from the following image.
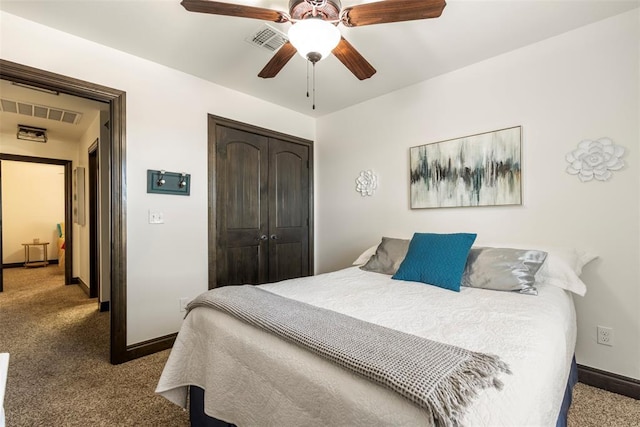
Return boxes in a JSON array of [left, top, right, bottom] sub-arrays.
[[332, 37, 376, 80], [341, 0, 446, 27], [258, 42, 297, 78], [181, 0, 288, 23]]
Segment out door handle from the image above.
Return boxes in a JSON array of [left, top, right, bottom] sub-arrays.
[[270, 235, 279, 240], [257, 235, 268, 241]]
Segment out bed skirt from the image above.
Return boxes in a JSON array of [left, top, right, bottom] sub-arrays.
[[188, 356, 579, 427], [556, 356, 579, 427], [189, 386, 234, 427]]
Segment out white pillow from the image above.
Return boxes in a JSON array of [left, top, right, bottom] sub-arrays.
[[352, 244, 379, 266], [536, 255, 589, 296], [478, 243, 597, 296]]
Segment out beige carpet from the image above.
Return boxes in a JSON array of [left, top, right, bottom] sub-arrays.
[[1, 266, 638, 426], [568, 382, 640, 427], [0, 266, 188, 426]]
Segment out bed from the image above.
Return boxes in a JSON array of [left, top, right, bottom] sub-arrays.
[[157, 234, 593, 427]]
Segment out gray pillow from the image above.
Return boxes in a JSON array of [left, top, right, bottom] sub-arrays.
[[462, 247, 548, 295], [360, 237, 410, 275]]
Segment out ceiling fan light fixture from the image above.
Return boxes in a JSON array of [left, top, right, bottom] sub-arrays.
[[288, 18, 340, 63]]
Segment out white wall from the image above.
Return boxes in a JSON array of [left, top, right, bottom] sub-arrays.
[[0, 110, 97, 285], [0, 11, 315, 344], [1, 161, 64, 264], [3, 7, 636, 381], [316, 10, 639, 380], [0, 132, 80, 163], [72, 113, 101, 286]]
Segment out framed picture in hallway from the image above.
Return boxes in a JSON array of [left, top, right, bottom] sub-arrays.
[[73, 166, 85, 225], [410, 126, 522, 209]]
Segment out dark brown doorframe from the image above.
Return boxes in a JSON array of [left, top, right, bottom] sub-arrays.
[[88, 140, 99, 299], [0, 59, 178, 363], [0, 59, 141, 364], [0, 155, 73, 289], [0, 161, 3, 292]]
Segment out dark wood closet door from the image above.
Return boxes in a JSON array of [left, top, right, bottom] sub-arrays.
[[268, 138, 310, 282], [216, 126, 269, 287]]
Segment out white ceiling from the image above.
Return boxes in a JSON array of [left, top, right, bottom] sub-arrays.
[[0, 79, 106, 143], [0, 0, 638, 120]]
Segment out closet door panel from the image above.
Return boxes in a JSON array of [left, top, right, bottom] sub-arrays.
[[268, 138, 310, 283], [225, 246, 261, 285], [272, 242, 303, 281], [216, 126, 269, 286]]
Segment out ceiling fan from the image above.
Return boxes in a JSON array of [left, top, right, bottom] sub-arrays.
[[181, 0, 447, 81]]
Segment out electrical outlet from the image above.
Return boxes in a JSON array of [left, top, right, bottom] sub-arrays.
[[597, 326, 614, 346], [179, 297, 190, 313]]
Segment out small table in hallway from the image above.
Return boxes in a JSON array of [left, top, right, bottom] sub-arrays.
[[21, 242, 50, 268]]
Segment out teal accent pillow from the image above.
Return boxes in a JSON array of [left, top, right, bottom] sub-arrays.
[[392, 233, 477, 291]]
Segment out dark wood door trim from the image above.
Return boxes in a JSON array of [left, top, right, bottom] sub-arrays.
[[0, 154, 73, 287], [0, 59, 140, 364], [208, 114, 314, 290], [88, 141, 99, 299], [0, 161, 3, 292]]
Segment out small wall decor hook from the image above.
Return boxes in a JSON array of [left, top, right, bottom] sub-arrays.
[[147, 169, 190, 196], [157, 170, 166, 187]]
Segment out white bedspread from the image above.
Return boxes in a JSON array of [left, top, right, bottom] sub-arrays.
[[157, 267, 577, 426]]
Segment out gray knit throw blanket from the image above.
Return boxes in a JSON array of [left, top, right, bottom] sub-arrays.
[[187, 285, 511, 427]]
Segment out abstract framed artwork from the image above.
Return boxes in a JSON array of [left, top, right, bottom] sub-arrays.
[[73, 166, 86, 225], [410, 126, 522, 209]]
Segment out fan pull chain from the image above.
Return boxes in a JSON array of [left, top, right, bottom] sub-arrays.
[[305, 52, 321, 110], [306, 60, 310, 98]]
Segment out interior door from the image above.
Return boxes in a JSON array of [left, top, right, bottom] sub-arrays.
[[216, 126, 269, 287], [268, 138, 310, 282], [0, 161, 3, 292], [88, 144, 100, 299]]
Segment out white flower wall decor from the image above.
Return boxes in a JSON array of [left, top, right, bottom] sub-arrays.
[[565, 138, 625, 182], [355, 170, 378, 196]]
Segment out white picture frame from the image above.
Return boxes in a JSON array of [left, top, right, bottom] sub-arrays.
[[73, 166, 85, 225]]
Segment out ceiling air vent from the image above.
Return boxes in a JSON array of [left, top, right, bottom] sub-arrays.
[[1, 99, 17, 114], [245, 24, 288, 52], [0, 98, 83, 125]]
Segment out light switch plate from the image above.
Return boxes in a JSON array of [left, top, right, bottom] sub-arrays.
[[149, 211, 164, 224]]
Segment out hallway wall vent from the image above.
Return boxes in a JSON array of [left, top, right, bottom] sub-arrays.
[[0, 98, 83, 125]]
